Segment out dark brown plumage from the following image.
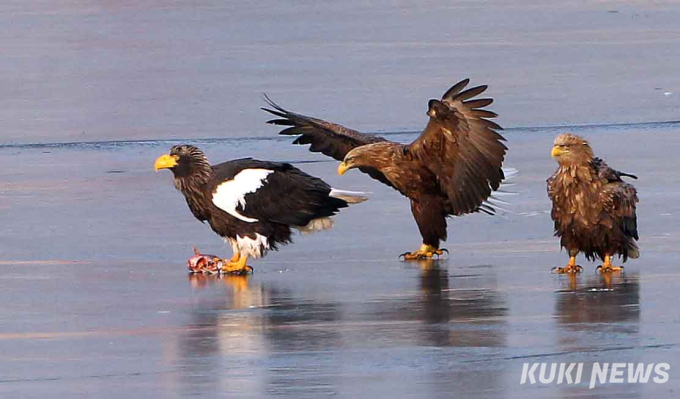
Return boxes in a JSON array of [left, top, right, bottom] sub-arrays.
[[263, 79, 510, 259], [154, 145, 367, 273], [547, 133, 639, 273]]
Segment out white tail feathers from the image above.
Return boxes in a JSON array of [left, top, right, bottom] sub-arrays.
[[497, 167, 519, 196], [502, 167, 519, 182], [628, 242, 640, 259], [295, 217, 334, 234], [481, 167, 520, 216], [295, 189, 367, 235], [329, 188, 369, 204]]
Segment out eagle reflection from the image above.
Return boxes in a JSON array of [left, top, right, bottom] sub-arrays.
[[553, 273, 641, 397], [555, 272, 640, 328], [367, 260, 508, 348], [175, 274, 341, 397]]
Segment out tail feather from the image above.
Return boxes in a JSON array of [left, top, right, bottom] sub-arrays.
[[329, 188, 369, 204], [296, 217, 334, 234], [627, 241, 640, 260], [501, 167, 519, 182], [481, 167, 519, 216]]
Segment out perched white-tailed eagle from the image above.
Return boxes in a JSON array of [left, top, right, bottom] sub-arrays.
[[263, 79, 512, 260], [548, 133, 639, 273], [154, 145, 367, 274]]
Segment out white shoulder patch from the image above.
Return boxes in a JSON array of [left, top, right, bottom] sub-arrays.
[[212, 168, 274, 223]]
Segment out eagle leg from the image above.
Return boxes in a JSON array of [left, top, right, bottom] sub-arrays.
[[552, 256, 583, 274], [596, 255, 624, 273], [221, 255, 254, 275], [399, 244, 448, 261]]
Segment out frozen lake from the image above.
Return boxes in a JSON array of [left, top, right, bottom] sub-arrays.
[[1, 1, 679, 398], [2, 123, 680, 397]]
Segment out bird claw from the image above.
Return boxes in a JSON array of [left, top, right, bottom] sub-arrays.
[[551, 264, 583, 274], [399, 253, 426, 261], [220, 263, 254, 275], [596, 264, 624, 273], [399, 247, 448, 261]]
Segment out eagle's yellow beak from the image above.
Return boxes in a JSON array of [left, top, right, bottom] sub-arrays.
[[550, 146, 562, 157], [154, 154, 179, 171], [337, 162, 350, 176]]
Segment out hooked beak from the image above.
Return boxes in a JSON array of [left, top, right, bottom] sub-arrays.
[[337, 162, 350, 176], [154, 154, 179, 171], [550, 146, 562, 158]]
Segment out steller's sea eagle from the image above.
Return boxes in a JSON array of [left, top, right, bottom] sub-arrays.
[[263, 79, 513, 260], [548, 133, 639, 273], [154, 145, 367, 274]]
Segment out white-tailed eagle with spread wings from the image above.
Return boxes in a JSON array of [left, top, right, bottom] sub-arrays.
[[263, 79, 512, 259]]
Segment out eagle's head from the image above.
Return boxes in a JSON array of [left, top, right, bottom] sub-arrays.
[[154, 145, 212, 180], [337, 142, 394, 175], [426, 99, 450, 119], [551, 133, 594, 166]]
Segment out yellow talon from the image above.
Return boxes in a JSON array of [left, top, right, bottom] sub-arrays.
[[597, 255, 624, 273], [552, 256, 583, 274], [221, 255, 253, 275], [399, 244, 448, 261]]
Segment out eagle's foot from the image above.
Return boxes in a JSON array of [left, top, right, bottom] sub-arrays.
[[399, 244, 448, 261], [552, 256, 582, 274], [221, 263, 253, 275], [596, 265, 623, 273], [220, 255, 253, 275], [551, 264, 583, 274], [596, 255, 624, 273]]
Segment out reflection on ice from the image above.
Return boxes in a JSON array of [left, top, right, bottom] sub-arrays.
[[555, 273, 640, 328], [552, 273, 642, 397], [176, 263, 510, 397]]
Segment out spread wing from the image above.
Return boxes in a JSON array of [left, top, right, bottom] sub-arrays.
[[262, 96, 387, 161], [407, 79, 508, 216], [262, 96, 395, 188]]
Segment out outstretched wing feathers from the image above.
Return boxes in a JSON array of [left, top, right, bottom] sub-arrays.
[[264, 79, 508, 216], [441, 78, 470, 100], [262, 95, 386, 162], [262, 95, 395, 188], [449, 85, 489, 103], [408, 79, 508, 216], [463, 98, 494, 109]]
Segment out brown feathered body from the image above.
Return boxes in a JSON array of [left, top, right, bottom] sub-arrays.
[[547, 134, 639, 262], [263, 79, 509, 249]]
